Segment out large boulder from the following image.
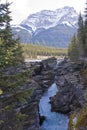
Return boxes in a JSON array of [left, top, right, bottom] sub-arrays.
[[50, 82, 82, 114], [42, 57, 57, 70], [51, 59, 85, 114], [33, 62, 43, 75]]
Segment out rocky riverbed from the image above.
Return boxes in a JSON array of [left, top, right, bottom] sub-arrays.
[[24, 57, 87, 130], [22, 57, 57, 130], [1, 57, 87, 130]]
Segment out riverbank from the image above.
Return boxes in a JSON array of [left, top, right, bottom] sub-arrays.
[[25, 56, 64, 62], [50, 58, 87, 130]]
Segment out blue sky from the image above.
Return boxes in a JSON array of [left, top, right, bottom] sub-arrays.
[[0, 0, 86, 24]]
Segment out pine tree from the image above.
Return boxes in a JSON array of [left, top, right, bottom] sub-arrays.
[[77, 13, 84, 57], [84, 0, 87, 57], [0, 2, 23, 69], [0, 2, 33, 129], [68, 0, 87, 59], [68, 35, 79, 61]]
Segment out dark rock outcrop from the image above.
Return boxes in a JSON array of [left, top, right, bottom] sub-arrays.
[[51, 81, 83, 114], [50, 59, 85, 114], [42, 57, 57, 70], [32, 57, 57, 91]]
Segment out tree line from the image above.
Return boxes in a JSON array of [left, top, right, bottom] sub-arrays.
[[68, 2, 87, 61], [22, 44, 67, 59]]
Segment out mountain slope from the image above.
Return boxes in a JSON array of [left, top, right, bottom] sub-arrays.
[[33, 24, 77, 47], [12, 25, 32, 43], [12, 6, 79, 48]]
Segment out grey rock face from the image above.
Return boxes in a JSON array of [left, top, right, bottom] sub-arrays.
[[50, 59, 85, 114]]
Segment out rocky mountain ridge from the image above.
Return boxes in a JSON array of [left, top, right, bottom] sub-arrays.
[[12, 6, 81, 47], [21, 6, 78, 31]]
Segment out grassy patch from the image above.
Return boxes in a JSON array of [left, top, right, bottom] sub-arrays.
[[69, 106, 87, 130]]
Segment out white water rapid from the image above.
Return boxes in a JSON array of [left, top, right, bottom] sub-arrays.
[[39, 83, 69, 130]]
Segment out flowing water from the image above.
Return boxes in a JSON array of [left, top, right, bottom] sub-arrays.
[[39, 83, 69, 130]]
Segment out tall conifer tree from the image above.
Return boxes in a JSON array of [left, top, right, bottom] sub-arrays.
[[68, 35, 79, 61], [0, 2, 23, 69], [84, 0, 87, 56], [77, 13, 84, 57], [0, 2, 33, 129]]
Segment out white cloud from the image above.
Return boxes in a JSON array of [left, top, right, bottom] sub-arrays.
[[0, 0, 86, 24]]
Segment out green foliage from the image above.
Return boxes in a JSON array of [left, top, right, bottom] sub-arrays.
[[0, 3, 23, 70], [22, 44, 67, 58], [69, 106, 87, 130], [15, 112, 26, 122], [77, 5, 87, 57], [0, 68, 33, 91], [0, 120, 4, 125], [68, 112, 77, 130], [0, 89, 3, 95], [78, 13, 84, 32], [68, 35, 79, 61], [14, 88, 34, 104], [0, 2, 34, 129], [68, 9, 87, 60], [80, 68, 87, 90], [77, 13, 85, 57]]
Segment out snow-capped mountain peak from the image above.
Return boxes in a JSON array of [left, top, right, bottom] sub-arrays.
[[20, 6, 79, 31]]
